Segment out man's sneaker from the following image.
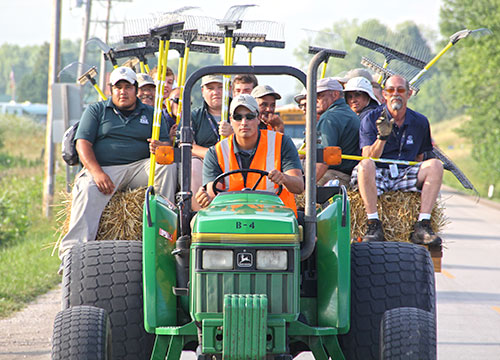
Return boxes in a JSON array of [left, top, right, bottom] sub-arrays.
[[410, 220, 442, 246], [362, 219, 385, 242]]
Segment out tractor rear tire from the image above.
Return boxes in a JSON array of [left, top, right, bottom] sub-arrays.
[[337, 242, 436, 360], [52, 305, 111, 360], [61, 241, 154, 360], [380, 307, 436, 360]]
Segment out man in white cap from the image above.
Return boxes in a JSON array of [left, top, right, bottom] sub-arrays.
[[195, 94, 304, 214], [58, 66, 177, 264], [344, 76, 380, 119], [315, 77, 360, 187], [251, 84, 284, 132]]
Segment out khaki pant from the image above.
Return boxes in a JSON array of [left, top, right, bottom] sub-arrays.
[[318, 169, 352, 187], [59, 158, 177, 259]]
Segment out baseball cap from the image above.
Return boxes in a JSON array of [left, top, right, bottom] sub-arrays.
[[136, 73, 155, 88], [229, 94, 259, 117], [317, 77, 343, 93], [345, 68, 376, 83], [201, 74, 223, 87], [109, 66, 137, 85], [251, 84, 282, 100], [344, 76, 381, 105], [294, 89, 307, 103]]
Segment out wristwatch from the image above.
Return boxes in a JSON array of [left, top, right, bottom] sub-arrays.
[[377, 134, 389, 141]]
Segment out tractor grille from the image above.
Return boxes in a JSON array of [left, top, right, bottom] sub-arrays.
[[193, 272, 298, 315]]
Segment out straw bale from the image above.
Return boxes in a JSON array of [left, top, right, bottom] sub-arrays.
[[57, 187, 146, 242], [349, 190, 448, 242]]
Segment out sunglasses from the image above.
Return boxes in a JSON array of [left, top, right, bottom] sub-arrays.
[[169, 97, 180, 104], [384, 87, 407, 94], [232, 113, 257, 121]]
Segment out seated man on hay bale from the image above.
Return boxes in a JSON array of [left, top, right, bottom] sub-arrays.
[[351, 75, 443, 245], [58, 66, 177, 264], [315, 77, 360, 188]]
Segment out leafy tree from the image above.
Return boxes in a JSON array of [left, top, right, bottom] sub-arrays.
[[17, 43, 50, 103], [440, 0, 500, 188]]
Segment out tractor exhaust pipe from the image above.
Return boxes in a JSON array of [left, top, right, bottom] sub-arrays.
[[301, 50, 329, 261]]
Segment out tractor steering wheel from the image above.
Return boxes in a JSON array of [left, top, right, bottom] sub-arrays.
[[212, 169, 283, 196]]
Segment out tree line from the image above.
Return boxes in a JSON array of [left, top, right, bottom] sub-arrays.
[[0, 0, 497, 186]]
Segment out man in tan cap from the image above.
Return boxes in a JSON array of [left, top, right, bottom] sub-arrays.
[[195, 94, 303, 213], [250, 84, 284, 133]]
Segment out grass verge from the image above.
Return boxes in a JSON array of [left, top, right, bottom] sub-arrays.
[[432, 115, 500, 200], [0, 115, 63, 318]]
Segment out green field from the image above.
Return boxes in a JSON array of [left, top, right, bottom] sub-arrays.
[[431, 116, 499, 200], [0, 115, 62, 318]]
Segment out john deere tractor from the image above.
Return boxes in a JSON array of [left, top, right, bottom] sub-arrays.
[[52, 53, 436, 359]]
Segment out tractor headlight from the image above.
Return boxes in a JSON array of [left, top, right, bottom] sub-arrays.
[[256, 250, 288, 270], [202, 250, 234, 270]]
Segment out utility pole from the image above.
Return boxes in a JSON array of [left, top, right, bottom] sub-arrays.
[[43, 0, 62, 218], [77, 0, 93, 79], [98, 0, 112, 89]]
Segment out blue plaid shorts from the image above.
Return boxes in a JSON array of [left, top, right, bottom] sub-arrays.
[[350, 163, 422, 196]]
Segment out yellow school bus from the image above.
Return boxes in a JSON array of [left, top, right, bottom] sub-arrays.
[[276, 104, 305, 147]]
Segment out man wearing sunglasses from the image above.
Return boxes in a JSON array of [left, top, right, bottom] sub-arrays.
[[352, 75, 443, 245], [195, 94, 304, 214]]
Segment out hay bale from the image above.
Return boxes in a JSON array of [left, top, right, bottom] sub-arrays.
[[58, 187, 146, 241], [349, 190, 448, 242]]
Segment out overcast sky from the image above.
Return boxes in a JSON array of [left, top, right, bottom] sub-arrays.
[[2, 0, 443, 100]]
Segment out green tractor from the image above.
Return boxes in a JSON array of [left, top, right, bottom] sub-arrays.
[[52, 53, 436, 360]]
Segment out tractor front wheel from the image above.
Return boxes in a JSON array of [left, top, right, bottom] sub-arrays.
[[380, 307, 436, 360], [52, 305, 111, 360], [338, 242, 436, 359]]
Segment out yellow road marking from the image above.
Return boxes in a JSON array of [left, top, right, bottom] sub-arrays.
[[441, 270, 455, 279], [492, 306, 500, 316]]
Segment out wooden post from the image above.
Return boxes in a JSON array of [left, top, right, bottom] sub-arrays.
[[42, 0, 61, 217]]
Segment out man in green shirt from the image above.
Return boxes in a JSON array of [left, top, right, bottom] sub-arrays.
[[315, 77, 360, 187], [59, 66, 177, 262]]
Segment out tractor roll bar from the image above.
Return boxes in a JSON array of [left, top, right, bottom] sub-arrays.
[[180, 65, 307, 238]]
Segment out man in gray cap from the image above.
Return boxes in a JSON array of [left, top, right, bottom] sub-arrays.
[[195, 94, 303, 213], [58, 66, 177, 265], [190, 75, 226, 210], [344, 76, 380, 119], [315, 77, 360, 187], [136, 73, 156, 107], [251, 84, 284, 132]]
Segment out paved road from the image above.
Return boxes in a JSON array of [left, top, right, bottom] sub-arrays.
[[435, 188, 500, 359], [1, 187, 499, 359]]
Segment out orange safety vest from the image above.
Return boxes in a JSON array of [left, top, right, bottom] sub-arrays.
[[215, 130, 297, 215]]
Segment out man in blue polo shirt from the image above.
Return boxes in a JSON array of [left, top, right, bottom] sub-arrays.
[[58, 66, 177, 262], [352, 75, 443, 244]]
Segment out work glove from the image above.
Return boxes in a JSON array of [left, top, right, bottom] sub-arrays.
[[376, 109, 394, 140]]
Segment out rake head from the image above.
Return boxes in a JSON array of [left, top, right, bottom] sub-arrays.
[[361, 57, 420, 94], [356, 36, 427, 69]]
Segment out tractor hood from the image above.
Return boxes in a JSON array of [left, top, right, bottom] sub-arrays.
[[191, 191, 299, 243]]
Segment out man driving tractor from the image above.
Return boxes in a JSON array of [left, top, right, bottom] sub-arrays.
[[195, 94, 304, 214]]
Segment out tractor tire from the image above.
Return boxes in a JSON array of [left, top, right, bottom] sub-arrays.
[[52, 305, 111, 360], [337, 242, 435, 360], [61, 241, 154, 360], [380, 307, 436, 360]]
